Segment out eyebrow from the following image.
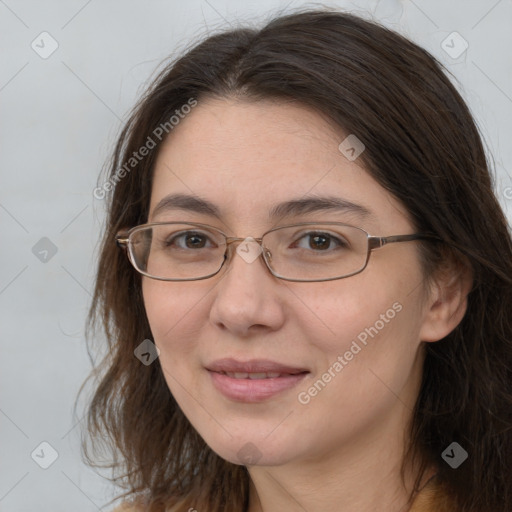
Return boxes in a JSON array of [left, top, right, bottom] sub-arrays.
[[151, 193, 372, 222]]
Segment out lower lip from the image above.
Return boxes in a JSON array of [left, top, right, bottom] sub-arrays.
[[208, 370, 308, 403]]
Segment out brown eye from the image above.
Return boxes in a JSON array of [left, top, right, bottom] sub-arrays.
[[165, 231, 214, 250], [292, 231, 347, 252]]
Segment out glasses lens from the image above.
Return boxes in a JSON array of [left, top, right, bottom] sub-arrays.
[[129, 224, 226, 280], [263, 224, 369, 281]]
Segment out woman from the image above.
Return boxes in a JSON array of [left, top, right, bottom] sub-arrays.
[[82, 8, 512, 512]]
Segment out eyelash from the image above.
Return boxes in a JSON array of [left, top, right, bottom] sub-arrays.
[[165, 230, 347, 252]]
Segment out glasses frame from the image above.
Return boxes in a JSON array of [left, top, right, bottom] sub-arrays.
[[116, 221, 442, 283]]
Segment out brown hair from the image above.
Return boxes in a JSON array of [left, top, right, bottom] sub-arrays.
[[80, 8, 512, 511]]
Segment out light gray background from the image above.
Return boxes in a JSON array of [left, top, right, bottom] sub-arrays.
[[1, 0, 511, 510]]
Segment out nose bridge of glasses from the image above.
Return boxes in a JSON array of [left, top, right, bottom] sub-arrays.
[[223, 236, 275, 265], [225, 236, 266, 254], [225, 236, 264, 245]]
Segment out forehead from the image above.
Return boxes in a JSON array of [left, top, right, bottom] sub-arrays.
[[149, 98, 411, 233]]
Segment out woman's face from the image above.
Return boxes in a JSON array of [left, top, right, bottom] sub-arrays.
[[143, 98, 433, 467]]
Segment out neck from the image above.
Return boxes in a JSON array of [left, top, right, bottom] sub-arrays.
[[246, 400, 436, 512]]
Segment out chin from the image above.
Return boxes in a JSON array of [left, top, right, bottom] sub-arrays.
[[191, 422, 300, 467]]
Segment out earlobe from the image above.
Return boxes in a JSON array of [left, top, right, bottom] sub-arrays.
[[419, 260, 473, 343]]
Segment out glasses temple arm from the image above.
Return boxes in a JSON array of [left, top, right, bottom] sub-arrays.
[[368, 233, 442, 250], [115, 235, 130, 249]]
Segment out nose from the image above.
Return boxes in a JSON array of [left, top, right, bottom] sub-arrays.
[[208, 237, 285, 336]]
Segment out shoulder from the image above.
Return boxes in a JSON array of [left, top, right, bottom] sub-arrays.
[[111, 503, 141, 512], [111, 501, 184, 512], [410, 475, 457, 512]]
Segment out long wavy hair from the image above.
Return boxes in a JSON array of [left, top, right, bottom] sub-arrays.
[[80, 8, 512, 512]]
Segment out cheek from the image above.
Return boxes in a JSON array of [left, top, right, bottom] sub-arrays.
[[292, 287, 423, 442], [142, 279, 207, 415], [142, 279, 202, 357], [295, 264, 425, 385], [296, 275, 400, 348]]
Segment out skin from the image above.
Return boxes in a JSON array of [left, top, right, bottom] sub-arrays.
[[142, 97, 471, 511]]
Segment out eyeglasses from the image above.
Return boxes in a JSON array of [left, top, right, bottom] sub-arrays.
[[115, 221, 441, 283]]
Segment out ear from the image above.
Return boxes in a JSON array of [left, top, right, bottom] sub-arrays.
[[419, 253, 473, 343]]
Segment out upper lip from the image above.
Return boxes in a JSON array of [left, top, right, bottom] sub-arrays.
[[206, 358, 309, 374]]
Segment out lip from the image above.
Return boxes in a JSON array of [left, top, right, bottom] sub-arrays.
[[206, 358, 309, 374], [206, 358, 310, 403]]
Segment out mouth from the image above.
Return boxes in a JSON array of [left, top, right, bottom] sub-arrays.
[[205, 358, 310, 402], [219, 371, 297, 379]]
